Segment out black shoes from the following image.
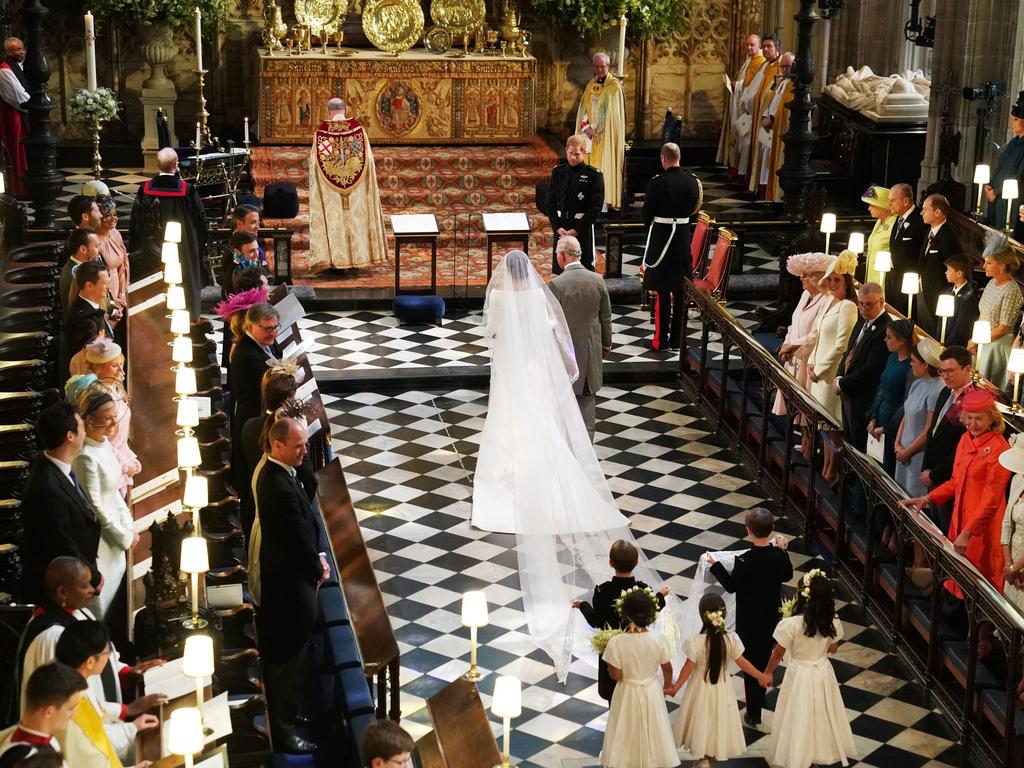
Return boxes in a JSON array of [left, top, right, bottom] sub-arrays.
[[280, 735, 317, 754]]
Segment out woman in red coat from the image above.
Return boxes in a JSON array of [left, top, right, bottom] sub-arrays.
[[904, 389, 1010, 597]]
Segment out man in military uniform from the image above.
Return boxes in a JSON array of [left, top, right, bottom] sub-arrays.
[[642, 142, 702, 351], [545, 134, 605, 274]]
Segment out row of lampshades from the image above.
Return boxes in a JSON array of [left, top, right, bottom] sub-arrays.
[[162, 220, 218, 765], [818, 214, 1024, 412], [462, 590, 520, 768]]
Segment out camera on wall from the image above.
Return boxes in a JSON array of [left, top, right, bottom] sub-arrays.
[[963, 82, 1008, 102]]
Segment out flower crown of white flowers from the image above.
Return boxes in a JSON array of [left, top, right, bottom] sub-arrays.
[[703, 607, 727, 634], [613, 585, 659, 622], [800, 567, 827, 598]]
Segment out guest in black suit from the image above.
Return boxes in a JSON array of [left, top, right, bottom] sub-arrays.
[[709, 508, 792, 727], [61, 261, 116, 387], [887, 183, 928, 301], [58, 228, 101, 313], [229, 301, 281, 494], [916, 194, 960, 332], [545, 134, 604, 273], [938, 254, 979, 348], [20, 402, 100, 604], [834, 282, 891, 451], [254, 417, 328, 754]]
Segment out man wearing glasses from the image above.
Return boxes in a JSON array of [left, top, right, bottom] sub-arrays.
[[833, 282, 891, 452], [230, 302, 282, 494]]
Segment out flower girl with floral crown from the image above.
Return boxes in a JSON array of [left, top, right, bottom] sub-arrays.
[[763, 569, 855, 768], [600, 588, 679, 768], [667, 593, 769, 767]]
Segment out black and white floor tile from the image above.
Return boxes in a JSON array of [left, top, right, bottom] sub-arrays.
[[322, 386, 967, 768]]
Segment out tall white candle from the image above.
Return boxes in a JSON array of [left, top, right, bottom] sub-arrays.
[[616, 14, 627, 77], [84, 11, 97, 92], [195, 122, 201, 148], [194, 8, 203, 70], [244, 116, 249, 143]]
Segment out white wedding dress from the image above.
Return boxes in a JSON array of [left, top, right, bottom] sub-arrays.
[[472, 251, 680, 680]]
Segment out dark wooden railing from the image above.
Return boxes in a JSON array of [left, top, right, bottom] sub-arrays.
[[679, 281, 1024, 768]]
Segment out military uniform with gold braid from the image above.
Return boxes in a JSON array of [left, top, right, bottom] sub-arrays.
[[307, 113, 388, 270]]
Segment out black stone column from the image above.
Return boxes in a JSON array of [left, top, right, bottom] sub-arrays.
[[22, 0, 63, 228], [777, 0, 818, 220]]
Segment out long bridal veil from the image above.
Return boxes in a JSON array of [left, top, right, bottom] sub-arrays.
[[473, 250, 681, 681]]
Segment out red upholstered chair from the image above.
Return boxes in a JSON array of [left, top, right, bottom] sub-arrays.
[[690, 211, 715, 278], [693, 227, 737, 301]]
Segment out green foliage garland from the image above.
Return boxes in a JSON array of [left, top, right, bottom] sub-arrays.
[[527, 0, 686, 43], [88, 0, 229, 30]]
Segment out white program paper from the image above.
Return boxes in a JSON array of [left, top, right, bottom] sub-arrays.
[[274, 293, 305, 333], [391, 213, 439, 234], [481, 212, 530, 232], [206, 583, 243, 609], [144, 657, 211, 701]]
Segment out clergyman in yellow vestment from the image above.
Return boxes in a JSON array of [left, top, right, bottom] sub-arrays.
[[307, 98, 388, 270], [575, 52, 625, 210], [717, 34, 766, 177]]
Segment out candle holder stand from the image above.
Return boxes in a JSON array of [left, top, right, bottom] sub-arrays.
[[91, 117, 103, 180], [194, 68, 212, 148]]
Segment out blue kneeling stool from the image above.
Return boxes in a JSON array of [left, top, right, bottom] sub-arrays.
[[393, 294, 445, 326]]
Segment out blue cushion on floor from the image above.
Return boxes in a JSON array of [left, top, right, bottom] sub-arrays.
[[394, 294, 445, 324]]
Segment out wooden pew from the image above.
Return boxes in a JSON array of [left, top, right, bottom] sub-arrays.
[[317, 459, 401, 721], [424, 679, 501, 768]]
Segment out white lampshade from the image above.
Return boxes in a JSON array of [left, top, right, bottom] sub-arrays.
[[935, 294, 955, 319], [1003, 178, 1019, 201], [172, 336, 193, 364], [1009, 348, 1024, 376], [0, 174, 6, 195], [874, 250, 892, 273], [972, 320, 992, 345], [461, 591, 488, 628], [901, 272, 920, 295], [175, 366, 197, 396], [161, 241, 180, 265], [184, 475, 209, 509], [974, 164, 990, 185], [182, 634, 215, 678], [164, 260, 183, 286], [170, 310, 191, 336], [819, 213, 837, 234], [164, 221, 183, 244], [167, 286, 187, 311], [847, 232, 865, 254], [491, 675, 522, 718], [180, 536, 209, 574], [177, 398, 199, 428], [167, 707, 204, 756], [177, 437, 201, 468]]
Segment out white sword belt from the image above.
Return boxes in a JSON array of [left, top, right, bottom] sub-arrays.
[[643, 217, 690, 270]]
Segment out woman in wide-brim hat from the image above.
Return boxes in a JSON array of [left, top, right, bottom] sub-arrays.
[[862, 185, 893, 287]]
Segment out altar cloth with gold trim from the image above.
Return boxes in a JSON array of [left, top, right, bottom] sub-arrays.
[[256, 48, 536, 145]]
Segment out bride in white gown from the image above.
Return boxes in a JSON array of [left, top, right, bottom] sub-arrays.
[[471, 250, 680, 680]]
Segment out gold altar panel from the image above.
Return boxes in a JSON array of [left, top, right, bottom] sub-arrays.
[[257, 49, 536, 144]]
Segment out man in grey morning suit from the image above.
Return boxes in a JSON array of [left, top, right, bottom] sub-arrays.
[[549, 235, 612, 440]]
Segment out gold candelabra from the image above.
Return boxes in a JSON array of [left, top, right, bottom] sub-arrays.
[[91, 117, 103, 180], [194, 68, 212, 149]]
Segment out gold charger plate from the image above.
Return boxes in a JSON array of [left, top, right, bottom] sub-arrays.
[[423, 25, 452, 54], [295, 0, 346, 32], [429, 0, 484, 36], [363, 0, 424, 53]]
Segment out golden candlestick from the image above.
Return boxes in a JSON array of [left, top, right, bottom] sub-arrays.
[[194, 69, 212, 148]]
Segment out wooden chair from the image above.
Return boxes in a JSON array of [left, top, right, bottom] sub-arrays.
[[690, 211, 715, 277], [693, 226, 738, 302]]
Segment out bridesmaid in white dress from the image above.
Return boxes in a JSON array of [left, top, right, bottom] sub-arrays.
[[763, 571, 855, 768], [772, 252, 831, 417], [601, 591, 678, 768], [73, 389, 136, 621]]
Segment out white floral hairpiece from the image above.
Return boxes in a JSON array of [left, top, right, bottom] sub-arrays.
[[613, 585, 660, 622], [704, 608, 727, 634], [800, 567, 827, 598]]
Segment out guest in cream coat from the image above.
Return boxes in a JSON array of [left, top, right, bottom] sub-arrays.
[[1000, 438, 1024, 616], [808, 253, 858, 483], [70, 387, 136, 643], [549, 235, 612, 440]]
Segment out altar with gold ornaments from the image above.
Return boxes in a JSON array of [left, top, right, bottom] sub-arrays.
[[256, 48, 536, 145]]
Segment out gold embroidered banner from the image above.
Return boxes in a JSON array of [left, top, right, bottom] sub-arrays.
[[257, 48, 536, 145]]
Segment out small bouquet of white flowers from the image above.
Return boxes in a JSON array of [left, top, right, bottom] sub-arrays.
[[69, 88, 120, 123]]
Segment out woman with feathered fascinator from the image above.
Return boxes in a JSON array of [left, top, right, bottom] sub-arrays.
[[972, 229, 1023, 387]]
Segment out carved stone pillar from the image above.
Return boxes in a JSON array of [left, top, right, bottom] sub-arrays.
[[778, 0, 817, 218], [21, 0, 63, 228]]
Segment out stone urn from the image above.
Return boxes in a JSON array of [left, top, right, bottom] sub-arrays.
[[139, 23, 179, 90]]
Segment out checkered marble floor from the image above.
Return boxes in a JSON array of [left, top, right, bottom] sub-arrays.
[[324, 386, 968, 768]]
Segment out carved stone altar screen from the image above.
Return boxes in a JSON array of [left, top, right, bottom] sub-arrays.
[[257, 49, 536, 144]]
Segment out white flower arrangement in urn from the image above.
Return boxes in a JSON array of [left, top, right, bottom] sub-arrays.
[[69, 87, 120, 123]]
